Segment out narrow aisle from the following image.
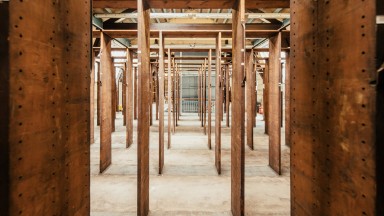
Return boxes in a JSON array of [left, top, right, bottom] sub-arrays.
[[91, 111, 290, 216]]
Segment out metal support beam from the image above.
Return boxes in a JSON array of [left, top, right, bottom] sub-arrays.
[[215, 32, 222, 174], [126, 49, 134, 147], [92, 16, 131, 47], [226, 65, 230, 127], [94, 12, 290, 20], [158, 32, 165, 174], [134, 67, 138, 120], [91, 52, 96, 144], [137, 0, 150, 214], [284, 51, 290, 147], [264, 60, 269, 134], [231, 0, 245, 215], [268, 33, 282, 175], [167, 49, 172, 149], [207, 49, 212, 149], [123, 66, 127, 126], [100, 33, 113, 173], [0, 1, 90, 214], [246, 50, 254, 150], [291, 0, 378, 214], [93, 0, 290, 9], [97, 62, 101, 126]]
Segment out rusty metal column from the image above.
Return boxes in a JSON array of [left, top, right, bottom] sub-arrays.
[[246, 51, 254, 150], [201, 66, 204, 126], [149, 64, 154, 126], [97, 61, 101, 126], [91, 52, 96, 144], [252, 59, 257, 128], [158, 32, 165, 174], [176, 69, 179, 125], [207, 49, 212, 149], [284, 52, 290, 147], [203, 59, 207, 135], [178, 71, 181, 120], [215, 32, 222, 174], [156, 66, 159, 121], [123, 66, 127, 126], [223, 66, 227, 114], [173, 62, 176, 133], [175, 70, 178, 122], [198, 68, 201, 121], [134, 67, 138, 120], [268, 33, 282, 175], [111, 66, 116, 132], [226, 65, 230, 127], [0, 1, 90, 214], [167, 48, 172, 149], [137, 0, 150, 214], [231, 0, 245, 214], [150, 65, 153, 126], [221, 66, 225, 122], [291, 0, 379, 214], [100, 33, 113, 173], [126, 49, 133, 147], [264, 59, 269, 134]]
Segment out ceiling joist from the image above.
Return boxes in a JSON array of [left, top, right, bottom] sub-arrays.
[[93, 0, 290, 9]]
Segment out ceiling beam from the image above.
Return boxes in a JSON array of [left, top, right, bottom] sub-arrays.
[[93, 29, 289, 39], [94, 12, 290, 20], [93, 0, 290, 9], [92, 23, 288, 39], [103, 23, 282, 30], [93, 46, 290, 52]]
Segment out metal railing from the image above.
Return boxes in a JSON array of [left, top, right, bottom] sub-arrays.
[[181, 98, 216, 113]]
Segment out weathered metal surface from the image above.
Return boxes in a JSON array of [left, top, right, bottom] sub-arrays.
[[137, 0, 151, 215], [91, 52, 95, 144], [93, 0, 290, 9], [215, 32, 222, 174], [231, 0, 245, 215], [200, 68, 204, 126], [285, 52, 290, 147], [377, 3, 384, 215], [100, 33, 113, 173], [252, 62, 257, 128], [221, 65, 225, 122], [226, 65, 230, 127], [167, 49, 172, 149], [150, 65, 153, 126], [203, 59, 207, 135], [197, 68, 202, 121], [111, 64, 116, 132], [1, 1, 90, 214], [291, 0, 377, 215], [158, 32, 165, 174], [208, 49, 212, 149], [134, 67, 138, 120], [97, 62, 101, 126], [0, 3, 10, 213], [123, 66, 127, 126], [246, 51, 254, 150], [126, 49, 134, 147], [156, 67, 159, 121], [172, 61, 176, 133], [377, 58, 384, 216], [268, 32, 282, 175], [175, 68, 178, 126], [264, 59, 269, 134]]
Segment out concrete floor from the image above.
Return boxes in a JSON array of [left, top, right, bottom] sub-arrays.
[[90, 110, 290, 216]]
